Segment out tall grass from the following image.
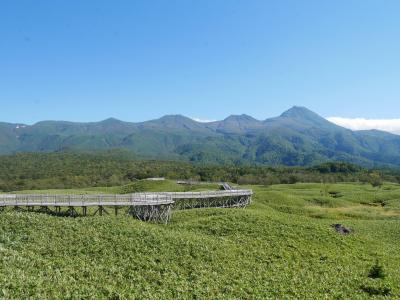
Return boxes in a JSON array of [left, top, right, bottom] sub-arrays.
[[0, 182, 399, 298]]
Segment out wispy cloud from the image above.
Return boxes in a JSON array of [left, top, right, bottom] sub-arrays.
[[327, 117, 400, 135], [191, 117, 217, 123]]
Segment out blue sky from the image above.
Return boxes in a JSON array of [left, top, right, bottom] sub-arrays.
[[1, 0, 400, 125]]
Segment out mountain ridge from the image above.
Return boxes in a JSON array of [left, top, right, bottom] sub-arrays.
[[1, 107, 399, 167]]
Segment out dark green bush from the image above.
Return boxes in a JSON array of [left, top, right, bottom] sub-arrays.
[[368, 260, 386, 279], [361, 284, 391, 296]]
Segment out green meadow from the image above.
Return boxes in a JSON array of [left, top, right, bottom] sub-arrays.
[[1, 182, 399, 299]]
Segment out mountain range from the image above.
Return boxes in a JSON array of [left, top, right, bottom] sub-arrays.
[[1, 106, 400, 167]]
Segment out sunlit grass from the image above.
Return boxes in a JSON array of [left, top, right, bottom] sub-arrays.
[[0, 182, 399, 298]]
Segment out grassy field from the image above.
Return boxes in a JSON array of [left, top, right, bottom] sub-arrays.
[[1, 182, 399, 299]]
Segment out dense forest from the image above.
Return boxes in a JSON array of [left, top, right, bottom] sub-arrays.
[[0, 150, 399, 192]]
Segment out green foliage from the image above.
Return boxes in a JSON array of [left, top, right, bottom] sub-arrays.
[[320, 181, 332, 197], [0, 182, 400, 298], [0, 151, 397, 192], [368, 172, 384, 188], [368, 259, 386, 279], [313, 162, 362, 173], [360, 282, 392, 296]]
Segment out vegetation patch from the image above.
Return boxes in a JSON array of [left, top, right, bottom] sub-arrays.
[[360, 283, 392, 297], [1, 152, 400, 192], [368, 260, 386, 279], [0, 182, 399, 298]]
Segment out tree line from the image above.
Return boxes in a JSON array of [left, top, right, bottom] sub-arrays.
[[0, 151, 398, 192]]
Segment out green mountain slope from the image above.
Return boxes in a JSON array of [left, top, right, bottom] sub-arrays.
[[1, 107, 400, 167]]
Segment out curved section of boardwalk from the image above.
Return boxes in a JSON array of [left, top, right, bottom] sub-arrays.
[[0, 189, 252, 223], [166, 190, 252, 210]]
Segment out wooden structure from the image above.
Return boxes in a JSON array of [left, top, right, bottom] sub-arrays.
[[167, 190, 252, 210], [0, 194, 174, 223], [0, 189, 252, 223]]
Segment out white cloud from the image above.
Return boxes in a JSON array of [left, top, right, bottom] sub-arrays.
[[191, 117, 217, 123], [327, 117, 400, 135]]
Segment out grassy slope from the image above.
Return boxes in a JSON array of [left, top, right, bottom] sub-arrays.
[[0, 183, 399, 299]]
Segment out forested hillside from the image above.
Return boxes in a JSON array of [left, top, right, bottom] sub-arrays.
[[1, 107, 400, 167], [0, 151, 398, 192]]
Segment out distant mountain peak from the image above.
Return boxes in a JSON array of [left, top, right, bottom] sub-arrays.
[[280, 106, 318, 118], [272, 106, 340, 130], [224, 114, 258, 122], [100, 117, 123, 123], [281, 106, 327, 120], [158, 114, 192, 121], [155, 115, 200, 126], [214, 114, 262, 134], [140, 114, 213, 133]]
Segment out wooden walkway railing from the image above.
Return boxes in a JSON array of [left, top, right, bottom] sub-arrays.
[[0, 193, 173, 207], [0, 189, 252, 223]]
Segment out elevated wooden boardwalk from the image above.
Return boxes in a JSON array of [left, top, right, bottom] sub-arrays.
[[166, 190, 252, 210], [0, 189, 252, 223]]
